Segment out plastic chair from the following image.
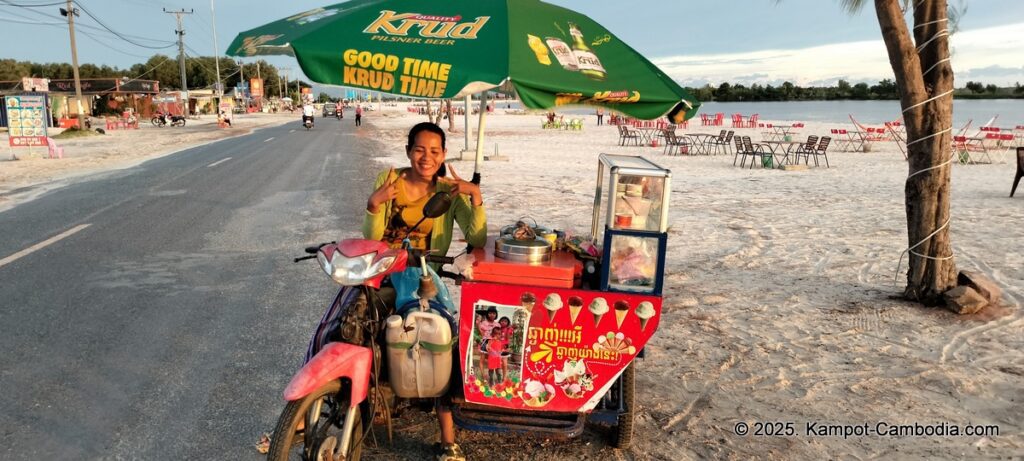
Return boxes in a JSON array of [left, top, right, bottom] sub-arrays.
[[45, 137, 63, 159]]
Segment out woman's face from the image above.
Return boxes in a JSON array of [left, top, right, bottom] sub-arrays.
[[487, 312, 497, 320], [407, 131, 446, 180], [500, 319, 509, 327]]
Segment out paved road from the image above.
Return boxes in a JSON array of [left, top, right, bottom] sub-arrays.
[[0, 117, 383, 459]]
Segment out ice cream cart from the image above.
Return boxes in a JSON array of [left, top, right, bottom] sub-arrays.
[[453, 154, 670, 447]]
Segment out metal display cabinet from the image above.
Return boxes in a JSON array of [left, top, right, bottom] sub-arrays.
[[590, 154, 672, 239], [590, 154, 671, 296]]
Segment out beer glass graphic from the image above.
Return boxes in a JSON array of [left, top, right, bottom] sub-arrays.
[[527, 34, 551, 66]]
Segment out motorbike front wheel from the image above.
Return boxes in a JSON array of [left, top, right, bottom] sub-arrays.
[[267, 380, 364, 461]]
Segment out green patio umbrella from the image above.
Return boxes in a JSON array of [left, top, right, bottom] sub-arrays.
[[227, 0, 700, 177]]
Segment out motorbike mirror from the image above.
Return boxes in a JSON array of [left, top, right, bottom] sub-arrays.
[[422, 191, 453, 219]]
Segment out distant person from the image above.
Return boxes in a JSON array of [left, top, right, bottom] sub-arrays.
[[302, 104, 315, 126], [355, 104, 363, 126], [219, 110, 231, 127], [596, 107, 604, 125]]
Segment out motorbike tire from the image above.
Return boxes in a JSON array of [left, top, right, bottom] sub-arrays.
[[267, 380, 364, 461], [173, 119, 186, 127], [610, 361, 635, 449], [151, 117, 162, 127]]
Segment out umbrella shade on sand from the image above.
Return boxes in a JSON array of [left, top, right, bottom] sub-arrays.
[[226, 0, 699, 121]]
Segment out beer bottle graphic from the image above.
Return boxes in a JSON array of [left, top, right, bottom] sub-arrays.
[[545, 36, 578, 71], [568, 22, 606, 81]]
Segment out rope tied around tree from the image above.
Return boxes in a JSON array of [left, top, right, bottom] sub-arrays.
[[893, 18, 956, 285]]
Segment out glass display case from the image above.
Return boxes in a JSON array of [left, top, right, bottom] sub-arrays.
[[590, 154, 671, 238], [590, 154, 671, 295]]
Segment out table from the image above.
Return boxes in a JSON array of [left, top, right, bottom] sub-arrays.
[[686, 133, 720, 155], [959, 137, 992, 164], [634, 127, 664, 146], [760, 140, 806, 167], [764, 126, 796, 142]]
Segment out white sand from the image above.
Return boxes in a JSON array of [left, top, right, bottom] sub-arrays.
[[368, 105, 1023, 458], [3, 104, 1021, 458]]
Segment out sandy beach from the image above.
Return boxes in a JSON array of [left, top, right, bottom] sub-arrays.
[[2, 104, 1021, 459], [368, 105, 1023, 459]]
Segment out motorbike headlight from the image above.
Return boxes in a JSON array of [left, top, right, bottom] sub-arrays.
[[319, 250, 397, 285]]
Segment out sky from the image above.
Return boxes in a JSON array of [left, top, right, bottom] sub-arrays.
[[1, 0, 1022, 88]]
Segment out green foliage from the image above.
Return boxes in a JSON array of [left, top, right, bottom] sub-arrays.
[[984, 84, 998, 94], [965, 81, 985, 93]]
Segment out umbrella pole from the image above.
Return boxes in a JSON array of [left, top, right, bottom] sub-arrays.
[[463, 94, 472, 157], [472, 91, 488, 184]]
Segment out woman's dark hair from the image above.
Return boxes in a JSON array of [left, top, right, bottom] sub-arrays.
[[407, 122, 446, 151]]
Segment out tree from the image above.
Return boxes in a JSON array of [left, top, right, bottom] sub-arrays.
[[839, 0, 958, 304], [964, 81, 984, 93], [984, 84, 998, 94], [851, 82, 871, 99]]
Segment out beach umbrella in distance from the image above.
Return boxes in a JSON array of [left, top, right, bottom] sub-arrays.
[[226, 0, 700, 180]]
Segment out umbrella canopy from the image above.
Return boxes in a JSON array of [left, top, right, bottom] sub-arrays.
[[226, 0, 699, 122]]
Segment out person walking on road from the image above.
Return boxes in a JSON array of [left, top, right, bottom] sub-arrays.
[[596, 107, 604, 126], [355, 104, 363, 126]]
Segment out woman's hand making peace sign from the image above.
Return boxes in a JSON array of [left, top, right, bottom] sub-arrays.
[[437, 165, 482, 207]]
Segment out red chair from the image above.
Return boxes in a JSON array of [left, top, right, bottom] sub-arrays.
[[700, 113, 711, 126], [714, 113, 724, 126], [731, 113, 744, 128], [745, 114, 759, 128]]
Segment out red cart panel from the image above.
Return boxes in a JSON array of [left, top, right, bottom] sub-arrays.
[[459, 281, 661, 413]]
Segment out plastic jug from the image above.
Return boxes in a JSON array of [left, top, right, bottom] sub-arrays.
[[385, 311, 454, 398]]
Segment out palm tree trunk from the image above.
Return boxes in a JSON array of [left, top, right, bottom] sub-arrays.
[[874, 0, 957, 304]]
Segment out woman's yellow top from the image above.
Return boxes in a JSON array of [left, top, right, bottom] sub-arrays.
[[362, 168, 487, 254]]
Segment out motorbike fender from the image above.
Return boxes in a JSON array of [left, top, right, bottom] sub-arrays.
[[283, 342, 371, 407]]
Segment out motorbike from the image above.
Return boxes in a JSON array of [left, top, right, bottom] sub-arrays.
[[151, 112, 186, 127], [303, 115, 315, 130], [270, 154, 669, 460]]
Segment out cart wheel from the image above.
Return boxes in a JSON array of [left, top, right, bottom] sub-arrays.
[[611, 361, 635, 449]]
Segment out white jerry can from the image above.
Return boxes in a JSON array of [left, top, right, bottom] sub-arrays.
[[384, 311, 454, 398]]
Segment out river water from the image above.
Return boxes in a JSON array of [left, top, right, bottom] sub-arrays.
[[507, 99, 1024, 128]]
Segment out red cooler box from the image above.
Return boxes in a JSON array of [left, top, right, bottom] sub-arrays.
[[470, 237, 581, 288]]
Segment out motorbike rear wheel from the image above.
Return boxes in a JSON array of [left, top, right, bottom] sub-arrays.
[[610, 361, 635, 449], [267, 380, 364, 461], [173, 119, 186, 127], [151, 117, 162, 127]]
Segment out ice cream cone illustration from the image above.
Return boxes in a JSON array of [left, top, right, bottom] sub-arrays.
[[520, 292, 536, 313], [542, 293, 563, 323], [614, 300, 630, 329], [567, 296, 583, 325], [589, 297, 608, 327], [635, 301, 655, 331]]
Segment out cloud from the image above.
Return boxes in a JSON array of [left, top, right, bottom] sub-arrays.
[[652, 22, 1024, 86]]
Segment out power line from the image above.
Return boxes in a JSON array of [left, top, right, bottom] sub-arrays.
[[0, 10, 156, 59], [1, 2, 174, 48], [0, 0, 66, 6], [75, 2, 177, 49]]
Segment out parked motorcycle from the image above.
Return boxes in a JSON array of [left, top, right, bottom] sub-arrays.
[[303, 115, 315, 130], [151, 112, 186, 127], [270, 192, 456, 461]]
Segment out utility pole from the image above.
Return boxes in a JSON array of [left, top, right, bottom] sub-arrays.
[[60, 1, 84, 125], [164, 8, 194, 116], [209, 0, 222, 108]]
